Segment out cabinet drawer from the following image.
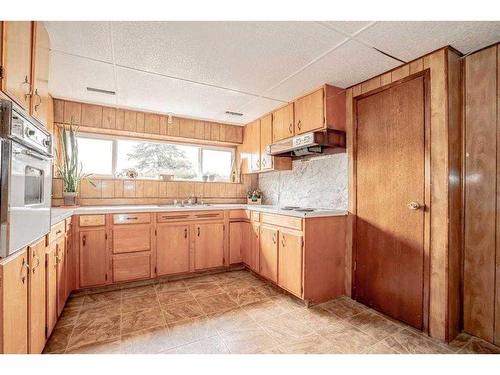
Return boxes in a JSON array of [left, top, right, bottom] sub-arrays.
[[192, 211, 224, 220], [46, 221, 65, 245], [157, 212, 192, 223], [260, 213, 302, 231], [113, 224, 152, 254], [250, 211, 260, 222], [79, 215, 105, 227], [229, 210, 251, 220], [113, 213, 151, 225], [112, 252, 151, 283]]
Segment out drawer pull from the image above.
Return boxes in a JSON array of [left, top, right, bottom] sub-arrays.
[[197, 227, 200, 237], [125, 217, 138, 220], [184, 228, 188, 239], [82, 235, 86, 246], [195, 213, 219, 218], [161, 215, 189, 219], [56, 229, 62, 235]]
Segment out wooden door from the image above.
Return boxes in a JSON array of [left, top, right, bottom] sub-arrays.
[[31, 21, 50, 126], [28, 238, 46, 354], [79, 229, 108, 287], [157, 224, 190, 275], [2, 21, 33, 110], [260, 114, 273, 171], [294, 88, 324, 134], [112, 252, 151, 283], [56, 236, 66, 317], [194, 223, 224, 270], [273, 103, 294, 142], [229, 222, 243, 264], [0, 249, 28, 354], [45, 243, 57, 338], [278, 230, 303, 297], [355, 76, 426, 330], [246, 120, 261, 172], [259, 225, 278, 282]]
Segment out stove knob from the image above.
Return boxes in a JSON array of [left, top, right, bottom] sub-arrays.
[[43, 139, 51, 147], [27, 129, 35, 136]]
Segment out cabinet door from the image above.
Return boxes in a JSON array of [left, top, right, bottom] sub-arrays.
[[45, 244, 57, 338], [260, 114, 273, 171], [31, 21, 50, 126], [79, 229, 108, 288], [194, 223, 224, 270], [247, 120, 261, 172], [0, 249, 28, 354], [2, 21, 33, 110], [65, 231, 75, 299], [240, 222, 251, 266], [28, 238, 46, 354], [273, 103, 294, 142], [294, 88, 324, 135], [259, 225, 278, 283], [112, 224, 152, 254], [156, 224, 190, 275], [249, 223, 260, 272], [56, 236, 66, 317], [112, 252, 151, 283], [278, 231, 303, 297], [229, 222, 243, 264]]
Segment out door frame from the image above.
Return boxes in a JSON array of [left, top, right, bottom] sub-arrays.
[[351, 70, 431, 333]]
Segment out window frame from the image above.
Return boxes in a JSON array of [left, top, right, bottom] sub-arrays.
[[75, 132, 236, 182]]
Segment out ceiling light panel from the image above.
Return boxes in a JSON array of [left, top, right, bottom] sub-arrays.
[[356, 21, 500, 61], [110, 21, 347, 95]]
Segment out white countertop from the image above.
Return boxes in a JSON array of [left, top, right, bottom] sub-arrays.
[[51, 204, 347, 224]]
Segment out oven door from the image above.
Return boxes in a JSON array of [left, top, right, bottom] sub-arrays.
[[1, 140, 52, 256]]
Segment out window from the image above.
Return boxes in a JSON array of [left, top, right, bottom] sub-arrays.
[[75, 134, 235, 182]]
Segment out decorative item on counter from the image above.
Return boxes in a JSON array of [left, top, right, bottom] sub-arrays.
[[56, 120, 95, 207], [159, 173, 174, 181], [125, 168, 138, 179], [247, 189, 263, 205], [202, 174, 209, 182], [209, 174, 216, 182]]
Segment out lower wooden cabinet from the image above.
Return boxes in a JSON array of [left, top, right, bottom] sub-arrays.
[[194, 223, 224, 270], [156, 224, 190, 275], [112, 223, 152, 254], [248, 223, 260, 272], [28, 238, 46, 354], [79, 229, 108, 287], [112, 252, 151, 283], [278, 230, 303, 298], [0, 249, 29, 354], [229, 222, 244, 264], [45, 242, 58, 338], [259, 225, 278, 283], [56, 236, 66, 317]]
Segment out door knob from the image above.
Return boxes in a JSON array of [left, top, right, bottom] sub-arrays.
[[407, 202, 422, 210]]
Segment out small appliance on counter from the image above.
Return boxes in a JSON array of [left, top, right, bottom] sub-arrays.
[[0, 99, 53, 258]]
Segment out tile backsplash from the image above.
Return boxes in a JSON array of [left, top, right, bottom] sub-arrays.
[[258, 152, 348, 209]]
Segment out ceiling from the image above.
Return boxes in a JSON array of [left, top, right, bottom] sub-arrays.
[[45, 21, 500, 125]]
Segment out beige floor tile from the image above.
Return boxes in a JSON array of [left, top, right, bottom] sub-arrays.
[[43, 326, 74, 353], [459, 337, 500, 354], [220, 322, 279, 354], [157, 288, 195, 306], [365, 340, 400, 354], [162, 300, 205, 323], [162, 317, 219, 350], [83, 290, 122, 306], [121, 294, 161, 314], [243, 298, 288, 321], [197, 293, 239, 314], [66, 339, 121, 354], [78, 302, 121, 322], [55, 306, 81, 328], [259, 312, 316, 344], [68, 315, 121, 351], [276, 333, 335, 354], [226, 286, 269, 306], [448, 332, 473, 352], [317, 296, 368, 319], [381, 329, 453, 354], [121, 326, 171, 354], [155, 280, 187, 293], [209, 308, 256, 334], [346, 310, 402, 341], [162, 335, 230, 354], [121, 284, 157, 300], [187, 281, 225, 298], [121, 307, 165, 335], [317, 322, 379, 353]]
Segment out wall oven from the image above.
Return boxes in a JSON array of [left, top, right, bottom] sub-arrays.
[[0, 99, 52, 258]]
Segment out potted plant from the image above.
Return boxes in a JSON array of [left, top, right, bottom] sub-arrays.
[[247, 189, 263, 205], [56, 122, 94, 206]]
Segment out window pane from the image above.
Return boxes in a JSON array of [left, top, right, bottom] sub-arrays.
[[116, 139, 200, 180], [77, 137, 113, 175], [202, 149, 232, 181]]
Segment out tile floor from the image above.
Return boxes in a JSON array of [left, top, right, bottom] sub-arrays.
[[43, 269, 500, 354]]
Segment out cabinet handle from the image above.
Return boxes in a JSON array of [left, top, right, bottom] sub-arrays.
[[34, 89, 42, 111], [21, 258, 30, 284], [262, 159, 266, 167], [56, 230, 62, 235], [289, 123, 293, 133], [272, 233, 277, 244], [297, 120, 301, 131], [82, 235, 86, 246], [256, 159, 261, 168], [22, 76, 32, 99], [126, 217, 138, 220], [32, 254, 40, 274], [281, 237, 286, 248], [197, 227, 200, 237], [184, 228, 188, 239]]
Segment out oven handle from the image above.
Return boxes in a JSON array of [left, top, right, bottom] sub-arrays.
[[13, 148, 51, 161]]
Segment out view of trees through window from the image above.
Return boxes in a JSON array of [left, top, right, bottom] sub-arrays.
[[77, 135, 234, 181]]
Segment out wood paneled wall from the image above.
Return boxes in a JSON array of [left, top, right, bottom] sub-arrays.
[[52, 175, 257, 206], [346, 47, 463, 342], [463, 43, 500, 346], [53, 99, 243, 145]]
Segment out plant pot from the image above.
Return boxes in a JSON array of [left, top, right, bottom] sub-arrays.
[[202, 175, 209, 182], [63, 192, 78, 206], [247, 197, 262, 205]]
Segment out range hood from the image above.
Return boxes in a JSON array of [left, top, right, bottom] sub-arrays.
[[266, 130, 346, 157]]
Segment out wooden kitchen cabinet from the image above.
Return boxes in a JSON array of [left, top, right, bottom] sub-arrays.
[[65, 217, 76, 298], [0, 249, 29, 354], [1, 21, 33, 111], [259, 114, 273, 171], [259, 225, 278, 283], [112, 252, 151, 283], [45, 242, 58, 338], [272, 103, 294, 142], [28, 238, 46, 354], [156, 224, 190, 275], [56, 236, 66, 317], [31, 21, 50, 126], [79, 229, 108, 288], [246, 119, 261, 172], [294, 85, 346, 135], [248, 223, 260, 272], [229, 222, 244, 264], [278, 230, 303, 298], [112, 223, 152, 254], [194, 223, 224, 270]]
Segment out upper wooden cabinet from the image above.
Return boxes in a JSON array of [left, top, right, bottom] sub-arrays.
[[1, 21, 33, 111], [31, 21, 50, 126], [272, 103, 294, 142], [260, 114, 273, 171]]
